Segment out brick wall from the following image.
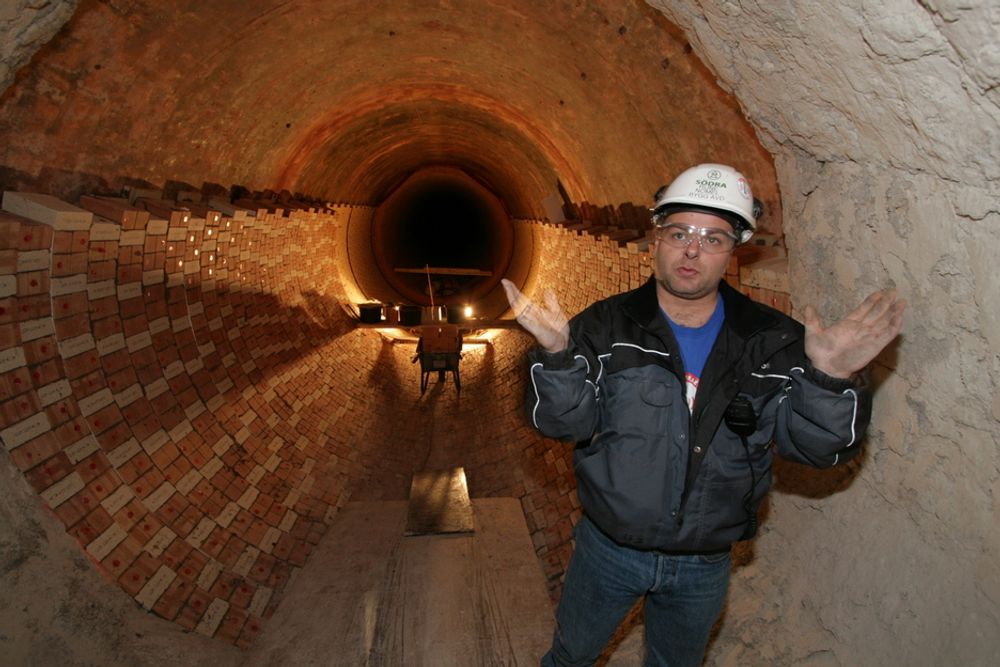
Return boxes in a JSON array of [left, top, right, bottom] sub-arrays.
[[0, 195, 426, 646], [0, 195, 790, 640]]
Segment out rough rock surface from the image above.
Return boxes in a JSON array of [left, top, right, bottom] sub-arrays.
[[0, 0, 79, 94], [651, 1, 1000, 665], [0, 451, 242, 667]]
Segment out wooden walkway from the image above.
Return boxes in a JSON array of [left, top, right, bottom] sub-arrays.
[[249, 498, 554, 667]]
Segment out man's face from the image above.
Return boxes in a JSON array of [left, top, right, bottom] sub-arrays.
[[650, 210, 736, 303]]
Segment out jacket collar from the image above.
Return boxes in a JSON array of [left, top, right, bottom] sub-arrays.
[[623, 275, 784, 340]]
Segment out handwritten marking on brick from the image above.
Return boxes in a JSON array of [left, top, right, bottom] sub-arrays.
[[201, 456, 223, 479], [261, 527, 281, 554], [216, 502, 239, 528], [196, 559, 222, 591], [143, 526, 177, 558], [20, 318, 55, 342], [0, 346, 27, 374], [65, 434, 99, 463], [58, 333, 95, 358], [115, 383, 143, 408], [17, 249, 49, 272], [50, 274, 87, 296], [206, 393, 226, 412], [148, 316, 169, 334], [141, 429, 168, 456], [168, 419, 192, 443], [187, 517, 215, 548], [0, 275, 15, 297], [211, 435, 232, 457], [117, 282, 141, 301], [234, 546, 259, 576], [137, 565, 176, 610], [78, 388, 113, 417], [108, 438, 141, 468], [2, 411, 51, 451], [37, 379, 72, 407], [87, 523, 127, 562], [163, 360, 184, 379], [144, 482, 176, 512], [195, 598, 229, 637], [40, 471, 84, 508], [184, 400, 205, 421], [249, 586, 273, 618], [144, 377, 168, 400], [176, 469, 202, 495], [101, 484, 133, 515], [87, 280, 115, 300], [96, 333, 125, 356], [126, 330, 152, 353], [142, 269, 163, 286]]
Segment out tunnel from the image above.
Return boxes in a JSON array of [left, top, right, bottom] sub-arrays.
[[1, 1, 999, 665]]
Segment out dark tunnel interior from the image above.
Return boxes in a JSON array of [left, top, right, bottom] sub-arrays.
[[372, 167, 514, 308]]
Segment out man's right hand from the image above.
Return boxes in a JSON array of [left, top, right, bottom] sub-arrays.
[[501, 279, 570, 353]]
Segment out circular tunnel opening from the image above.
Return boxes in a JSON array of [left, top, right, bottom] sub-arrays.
[[395, 184, 493, 270], [372, 167, 514, 308]]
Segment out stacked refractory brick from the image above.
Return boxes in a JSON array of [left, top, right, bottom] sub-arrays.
[[0, 191, 364, 646], [0, 190, 793, 641]]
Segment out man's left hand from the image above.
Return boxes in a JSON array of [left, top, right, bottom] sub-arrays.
[[803, 289, 906, 379]]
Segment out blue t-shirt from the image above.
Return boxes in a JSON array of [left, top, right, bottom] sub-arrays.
[[663, 298, 725, 412]]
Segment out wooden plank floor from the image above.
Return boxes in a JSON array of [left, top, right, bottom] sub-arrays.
[[404, 468, 475, 536], [249, 499, 554, 667]]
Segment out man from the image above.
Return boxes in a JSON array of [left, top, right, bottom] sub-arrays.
[[501, 163, 905, 667]]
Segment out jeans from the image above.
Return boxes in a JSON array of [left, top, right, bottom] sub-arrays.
[[541, 516, 731, 667]]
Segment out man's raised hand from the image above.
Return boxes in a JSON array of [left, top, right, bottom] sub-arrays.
[[501, 279, 570, 353], [803, 289, 906, 379]]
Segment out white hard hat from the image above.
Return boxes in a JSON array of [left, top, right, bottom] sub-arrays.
[[652, 163, 757, 243]]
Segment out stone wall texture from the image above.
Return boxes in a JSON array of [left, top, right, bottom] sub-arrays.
[[653, 1, 1000, 665], [0, 0, 998, 666], [0, 0, 79, 93]]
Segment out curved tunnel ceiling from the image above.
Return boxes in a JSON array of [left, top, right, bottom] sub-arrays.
[[0, 0, 781, 225], [278, 95, 564, 216]]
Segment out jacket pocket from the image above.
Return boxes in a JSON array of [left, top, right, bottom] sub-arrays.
[[575, 431, 675, 530], [639, 379, 672, 407], [600, 368, 679, 438]]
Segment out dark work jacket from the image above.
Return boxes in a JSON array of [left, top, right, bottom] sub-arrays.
[[527, 277, 870, 552]]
